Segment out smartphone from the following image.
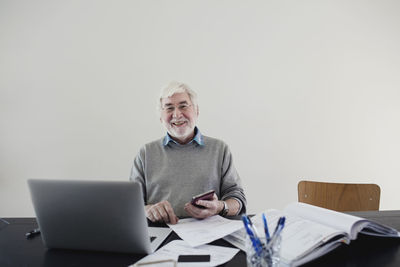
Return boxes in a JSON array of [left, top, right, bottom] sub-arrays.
[[191, 190, 215, 208], [178, 255, 211, 262]]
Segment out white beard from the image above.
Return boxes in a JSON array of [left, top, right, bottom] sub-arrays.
[[162, 119, 196, 141]]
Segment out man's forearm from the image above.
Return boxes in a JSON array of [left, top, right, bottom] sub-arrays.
[[219, 198, 241, 216]]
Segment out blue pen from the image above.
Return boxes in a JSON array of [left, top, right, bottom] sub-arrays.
[[242, 215, 263, 256], [272, 217, 283, 235], [242, 216, 260, 245], [267, 216, 286, 249], [262, 213, 270, 243], [248, 216, 262, 242], [275, 217, 285, 237], [247, 216, 267, 252], [241, 216, 259, 253]]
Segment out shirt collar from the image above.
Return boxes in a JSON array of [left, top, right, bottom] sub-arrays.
[[163, 127, 204, 146]]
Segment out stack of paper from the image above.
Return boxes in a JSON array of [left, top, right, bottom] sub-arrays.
[[132, 240, 239, 267], [167, 215, 243, 247]]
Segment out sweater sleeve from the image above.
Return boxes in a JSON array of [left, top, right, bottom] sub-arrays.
[[220, 144, 247, 214], [129, 147, 147, 204]]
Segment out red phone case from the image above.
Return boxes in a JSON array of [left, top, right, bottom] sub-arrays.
[[191, 190, 215, 207]]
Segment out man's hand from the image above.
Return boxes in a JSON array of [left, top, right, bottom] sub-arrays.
[[145, 200, 179, 224], [184, 194, 223, 219]]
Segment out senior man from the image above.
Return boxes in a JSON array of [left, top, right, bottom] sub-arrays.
[[130, 81, 246, 224]]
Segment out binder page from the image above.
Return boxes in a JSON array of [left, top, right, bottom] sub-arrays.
[[256, 209, 345, 264], [285, 203, 364, 239], [225, 209, 346, 264]]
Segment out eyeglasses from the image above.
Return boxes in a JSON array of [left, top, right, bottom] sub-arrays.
[[162, 103, 192, 114]]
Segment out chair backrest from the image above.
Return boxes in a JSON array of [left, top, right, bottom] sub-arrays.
[[297, 180, 380, 211]]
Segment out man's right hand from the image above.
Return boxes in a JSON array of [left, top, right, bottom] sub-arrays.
[[145, 200, 179, 224]]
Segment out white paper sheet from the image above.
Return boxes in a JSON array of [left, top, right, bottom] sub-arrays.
[[167, 215, 243, 247], [130, 240, 240, 267]]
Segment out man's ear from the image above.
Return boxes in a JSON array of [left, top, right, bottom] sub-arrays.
[[196, 105, 200, 116]]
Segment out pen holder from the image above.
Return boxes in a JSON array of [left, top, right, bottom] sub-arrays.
[[245, 235, 282, 267]]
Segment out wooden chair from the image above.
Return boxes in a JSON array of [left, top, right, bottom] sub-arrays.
[[297, 180, 380, 211]]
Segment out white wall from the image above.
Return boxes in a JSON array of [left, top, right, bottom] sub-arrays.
[[1, 0, 399, 216]]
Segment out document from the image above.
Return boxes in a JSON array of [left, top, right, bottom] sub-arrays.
[[167, 215, 243, 247], [131, 240, 239, 267], [224, 202, 400, 267]]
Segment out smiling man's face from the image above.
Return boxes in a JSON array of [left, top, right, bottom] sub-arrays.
[[160, 92, 199, 144]]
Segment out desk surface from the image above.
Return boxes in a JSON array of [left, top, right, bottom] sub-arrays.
[[1, 211, 400, 267]]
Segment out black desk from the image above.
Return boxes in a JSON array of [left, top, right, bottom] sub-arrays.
[[0, 217, 245, 267], [1, 211, 399, 267]]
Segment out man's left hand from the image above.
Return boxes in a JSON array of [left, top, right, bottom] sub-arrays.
[[184, 194, 223, 219]]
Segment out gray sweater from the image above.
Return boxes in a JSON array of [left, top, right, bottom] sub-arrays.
[[130, 135, 246, 218]]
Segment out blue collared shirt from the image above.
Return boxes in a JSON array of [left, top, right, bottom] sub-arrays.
[[163, 127, 204, 146]]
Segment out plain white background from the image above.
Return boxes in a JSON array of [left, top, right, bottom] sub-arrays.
[[1, 0, 399, 216]]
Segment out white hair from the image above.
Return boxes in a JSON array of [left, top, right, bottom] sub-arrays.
[[158, 81, 198, 112]]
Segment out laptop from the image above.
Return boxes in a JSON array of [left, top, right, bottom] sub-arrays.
[[27, 179, 172, 254]]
